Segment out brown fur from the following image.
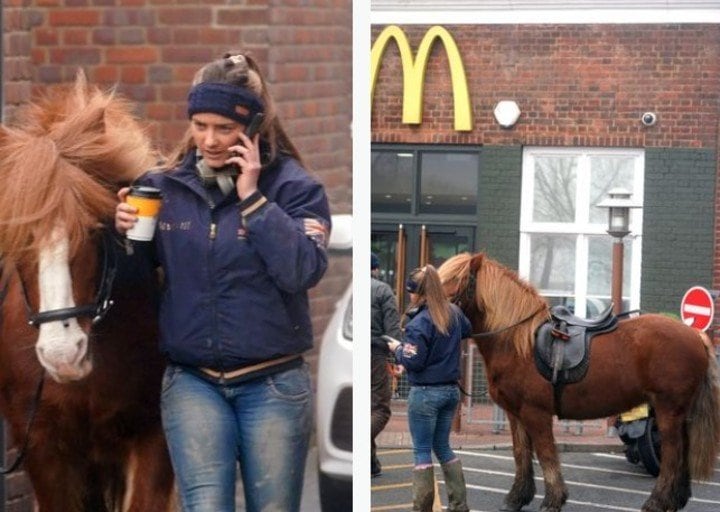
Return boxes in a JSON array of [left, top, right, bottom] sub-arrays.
[[0, 73, 173, 511], [439, 251, 720, 511], [0, 72, 156, 266]]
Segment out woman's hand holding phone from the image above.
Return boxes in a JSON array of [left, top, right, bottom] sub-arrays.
[[227, 113, 264, 200]]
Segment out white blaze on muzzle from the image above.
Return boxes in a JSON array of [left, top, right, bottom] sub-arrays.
[[34, 227, 91, 382]]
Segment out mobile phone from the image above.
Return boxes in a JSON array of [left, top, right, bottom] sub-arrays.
[[229, 113, 265, 175], [245, 113, 264, 139]]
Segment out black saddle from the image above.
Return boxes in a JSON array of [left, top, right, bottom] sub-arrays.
[[548, 304, 616, 330], [534, 304, 619, 417]]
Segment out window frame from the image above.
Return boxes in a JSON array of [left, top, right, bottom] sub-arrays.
[[370, 144, 481, 221], [518, 147, 644, 317]]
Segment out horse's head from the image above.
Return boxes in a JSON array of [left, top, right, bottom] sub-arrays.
[[0, 73, 155, 382], [437, 251, 482, 316], [439, 252, 549, 357], [13, 223, 116, 382]]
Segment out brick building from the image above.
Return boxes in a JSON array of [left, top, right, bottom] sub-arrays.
[[1, 1, 351, 509], [370, 10, 720, 323]]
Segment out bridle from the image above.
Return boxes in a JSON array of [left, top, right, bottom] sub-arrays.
[[20, 231, 117, 328], [0, 231, 117, 474]]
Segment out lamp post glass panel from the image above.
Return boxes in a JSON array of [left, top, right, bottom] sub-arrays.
[[597, 188, 642, 315]]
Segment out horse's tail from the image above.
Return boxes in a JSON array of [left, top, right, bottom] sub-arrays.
[[687, 341, 720, 480]]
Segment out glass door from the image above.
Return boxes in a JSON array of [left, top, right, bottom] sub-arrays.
[[371, 223, 475, 310]]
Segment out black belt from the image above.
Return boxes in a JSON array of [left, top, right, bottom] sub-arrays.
[[412, 381, 458, 387]]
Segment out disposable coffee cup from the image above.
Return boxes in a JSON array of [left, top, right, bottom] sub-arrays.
[[125, 186, 162, 241]]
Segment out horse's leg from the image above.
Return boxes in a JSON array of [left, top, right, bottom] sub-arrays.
[[500, 412, 536, 511], [523, 409, 568, 512], [123, 424, 176, 512], [641, 407, 691, 512]]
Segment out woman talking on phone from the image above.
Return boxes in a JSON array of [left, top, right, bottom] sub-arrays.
[[386, 265, 472, 512], [115, 52, 331, 512]]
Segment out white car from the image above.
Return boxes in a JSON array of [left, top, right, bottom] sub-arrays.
[[316, 214, 353, 511]]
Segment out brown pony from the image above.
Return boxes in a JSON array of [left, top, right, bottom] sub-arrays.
[[438, 252, 720, 512], [0, 74, 174, 511]]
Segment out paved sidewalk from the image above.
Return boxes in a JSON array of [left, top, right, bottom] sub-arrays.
[[377, 402, 625, 453]]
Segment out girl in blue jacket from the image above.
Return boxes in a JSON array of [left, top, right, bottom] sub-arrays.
[[387, 265, 472, 512], [115, 53, 330, 512]]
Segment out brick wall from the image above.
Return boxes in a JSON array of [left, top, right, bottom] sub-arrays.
[[371, 24, 720, 149], [2, 1, 351, 509], [372, 22, 720, 334]]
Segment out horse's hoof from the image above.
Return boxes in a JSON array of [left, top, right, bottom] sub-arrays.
[[499, 505, 521, 512], [539, 507, 562, 512]]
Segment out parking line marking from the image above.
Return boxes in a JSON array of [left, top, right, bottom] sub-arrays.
[[371, 482, 411, 491], [460, 483, 640, 511], [458, 450, 720, 487], [371, 502, 411, 511], [378, 449, 412, 455], [377, 464, 413, 471]]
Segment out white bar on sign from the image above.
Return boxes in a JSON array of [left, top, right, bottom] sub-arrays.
[[683, 304, 712, 316]]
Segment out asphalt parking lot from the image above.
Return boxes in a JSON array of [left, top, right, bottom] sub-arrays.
[[371, 447, 720, 511]]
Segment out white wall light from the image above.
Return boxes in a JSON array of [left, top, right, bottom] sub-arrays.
[[493, 100, 521, 128]]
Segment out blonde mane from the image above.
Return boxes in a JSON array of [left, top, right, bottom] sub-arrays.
[[0, 73, 156, 264], [438, 252, 549, 358]]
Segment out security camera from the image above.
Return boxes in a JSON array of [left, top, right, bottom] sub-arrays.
[[641, 112, 657, 127]]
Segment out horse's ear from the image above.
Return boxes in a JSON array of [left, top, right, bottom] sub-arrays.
[[469, 253, 484, 273], [73, 69, 90, 108]]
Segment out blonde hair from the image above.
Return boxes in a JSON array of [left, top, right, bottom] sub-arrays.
[[164, 52, 304, 169], [406, 265, 453, 335]]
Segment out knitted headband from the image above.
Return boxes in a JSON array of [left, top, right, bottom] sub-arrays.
[[187, 82, 264, 125]]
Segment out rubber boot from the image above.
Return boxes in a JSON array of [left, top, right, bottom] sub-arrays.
[[412, 466, 435, 512], [441, 459, 469, 512]]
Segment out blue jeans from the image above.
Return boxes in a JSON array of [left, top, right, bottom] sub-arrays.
[[160, 363, 313, 512], [407, 384, 460, 466]]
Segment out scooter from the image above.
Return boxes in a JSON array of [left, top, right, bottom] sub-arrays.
[[615, 403, 661, 476]]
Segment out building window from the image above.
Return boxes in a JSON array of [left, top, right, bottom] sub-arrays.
[[519, 147, 644, 318], [371, 146, 479, 216]]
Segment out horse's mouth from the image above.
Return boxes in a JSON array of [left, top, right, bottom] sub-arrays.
[[48, 358, 93, 383]]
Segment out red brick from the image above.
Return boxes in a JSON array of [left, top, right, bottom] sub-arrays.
[[106, 47, 158, 64], [157, 8, 211, 25], [93, 65, 120, 83], [34, 27, 58, 45], [48, 9, 100, 26], [63, 28, 90, 45], [120, 66, 147, 84]]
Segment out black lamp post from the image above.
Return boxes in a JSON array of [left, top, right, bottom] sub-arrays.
[[597, 188, 642, 315]]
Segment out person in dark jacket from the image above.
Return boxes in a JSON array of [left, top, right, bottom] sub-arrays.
[[370, 252, 402, 477], [115, 52, 330, 512], [387, 265, 472, 512]]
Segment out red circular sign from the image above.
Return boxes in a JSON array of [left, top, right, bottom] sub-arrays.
[[680, 286, 715, 332]]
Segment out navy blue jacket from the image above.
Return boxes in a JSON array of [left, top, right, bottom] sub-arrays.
[[133, 150, 330, 370], [393, 304, 472, 386]]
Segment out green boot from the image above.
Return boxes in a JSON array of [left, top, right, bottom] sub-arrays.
[[441, 459, 469, 512], [412, 466, 435, 512]]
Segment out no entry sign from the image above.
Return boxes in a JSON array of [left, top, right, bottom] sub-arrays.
[[680, 286, 715, 332]]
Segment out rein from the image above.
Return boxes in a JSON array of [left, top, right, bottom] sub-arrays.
[[0, 374, 44, 474], [0, 269, 46, 474], [469, 305, 547, 339], [20, 232, 117, 328]]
